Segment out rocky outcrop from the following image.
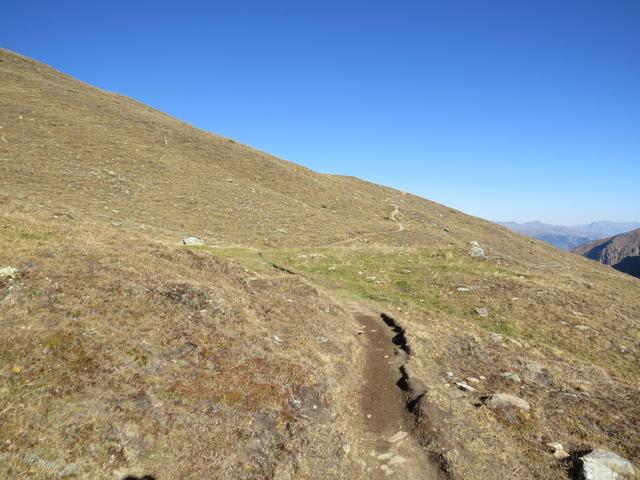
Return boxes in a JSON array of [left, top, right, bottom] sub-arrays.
[[574, 229, 640, 278]]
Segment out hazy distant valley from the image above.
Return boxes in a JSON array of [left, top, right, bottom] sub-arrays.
[[498, 220, 640, 251]]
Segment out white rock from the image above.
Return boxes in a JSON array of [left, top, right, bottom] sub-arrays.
[[387, 431, 408, 443], [474, 307, 489, 318], [455, 381, 477, 392], [182, 236, 204, 246], [0, 267, 18, 279], [457, 287, 470, 292], [469, 241, 485, 258], [377, 452, 394, 460], [547, 442, 570, 460], [388, 456, 406, 465], [580, 449, 635, 480]]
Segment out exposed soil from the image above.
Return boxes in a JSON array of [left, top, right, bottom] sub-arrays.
[[345, 303, 446, 479]]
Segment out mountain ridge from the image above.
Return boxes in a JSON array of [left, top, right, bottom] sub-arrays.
[[498, 220, 640, 250], [574, 228, 640, 278]]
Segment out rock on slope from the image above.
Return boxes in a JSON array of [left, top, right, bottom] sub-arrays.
[[574, 228, 640, 278]]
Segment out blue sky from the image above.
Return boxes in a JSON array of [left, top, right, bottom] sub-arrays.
[[3, 1, 639, 224]]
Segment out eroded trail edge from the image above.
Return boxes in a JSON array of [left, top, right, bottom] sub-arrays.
[[350, 306, 451, 479], [265, 260, 449, 478]]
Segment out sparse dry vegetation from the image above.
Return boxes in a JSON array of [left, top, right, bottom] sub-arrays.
[[1, 48, 639, 479]]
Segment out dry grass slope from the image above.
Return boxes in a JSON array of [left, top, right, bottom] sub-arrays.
[[1, 48, 639, 479]]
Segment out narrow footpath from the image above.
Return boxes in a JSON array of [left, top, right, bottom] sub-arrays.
[[342, 301, 446, 479]]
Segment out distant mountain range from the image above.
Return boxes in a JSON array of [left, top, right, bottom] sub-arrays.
[[574, 228, 640, 279], [498, 221, 640, 250]]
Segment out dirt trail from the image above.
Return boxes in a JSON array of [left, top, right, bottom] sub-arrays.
[[388, 202, 404, 232], [262, 259, 445, 478], [330, 194, 406, 246], [343, 301, 446, 479]]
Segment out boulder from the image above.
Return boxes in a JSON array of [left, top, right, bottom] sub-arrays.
[[577, 449, 635, 480], [474, 307, 489, 318], [469, 241, 485, 258]]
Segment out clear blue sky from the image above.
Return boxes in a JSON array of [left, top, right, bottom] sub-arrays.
[[3, 1, 639, 224]]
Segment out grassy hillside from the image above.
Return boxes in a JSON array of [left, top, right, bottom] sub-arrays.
[[1, 49, 639, 479]]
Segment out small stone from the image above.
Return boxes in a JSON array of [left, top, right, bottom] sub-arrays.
[[387, 431, 408, 443], [575, 325, 590, 331], [469, 241, 485, 258], [484, 393, 530, 424], [273, 335, 284, 344], [377, 452, 394, 460], [366, 414, 372, 419], [182, 236, 204, 246], [455, 381, 477, 392], [315, 336, 328, 343], [457, 287, 470, 292], [342, 443, 351, 455], [388, 456, 406, 465], [524, 362, 544, 381], [486, 393, 530, 411], [547, 442, 570, 460], [0, 266, 18, 279], [446, 371, 454, 377], [11, 365, 22, 374], [466, 377, 480, 384], [474, 307, 489, 318], [501, 372, 522, 383], [489, 333, 503, 344]]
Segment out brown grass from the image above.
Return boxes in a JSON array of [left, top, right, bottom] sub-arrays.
[[1, 47, 639, 479]]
